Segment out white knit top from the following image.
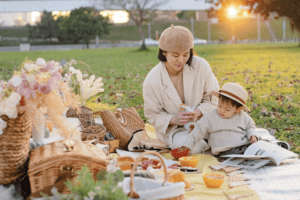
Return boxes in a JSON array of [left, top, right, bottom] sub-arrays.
[[184, 109, 258, 149]]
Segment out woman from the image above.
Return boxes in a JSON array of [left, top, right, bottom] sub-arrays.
[[143, 25, 220, 154]]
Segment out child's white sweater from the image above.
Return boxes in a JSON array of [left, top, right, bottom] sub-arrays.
[[183, 109, 258, 150]]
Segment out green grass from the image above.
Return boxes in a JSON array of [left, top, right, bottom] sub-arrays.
[[1, 17, 299, 44], [0, 43, 300, 154]]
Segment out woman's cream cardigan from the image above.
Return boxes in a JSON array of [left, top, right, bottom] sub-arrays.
[[143, 56, 219, 146]]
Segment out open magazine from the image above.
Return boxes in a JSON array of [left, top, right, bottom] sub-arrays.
[[220, 141, 299, 169]]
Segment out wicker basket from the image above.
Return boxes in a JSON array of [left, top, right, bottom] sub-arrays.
[[28, 140, 111, 194], [0, 109, 32, 185], [66, 105, 95, 123], [81, 124, 107, 141], [100, 107, 145, 149], [126, 151, 185, 200]]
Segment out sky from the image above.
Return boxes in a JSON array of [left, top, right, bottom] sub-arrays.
[[0, 0, 213, 12]]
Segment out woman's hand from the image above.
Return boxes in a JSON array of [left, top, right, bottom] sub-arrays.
[[250, 136, 258, 143], [170, 112, 195, 126]]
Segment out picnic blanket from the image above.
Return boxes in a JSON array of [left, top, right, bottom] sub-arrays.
[[118, 123, 261, 200], [244, 160, 300, 200], [160, 153, 260, 200], [144, 123, 300, 200]]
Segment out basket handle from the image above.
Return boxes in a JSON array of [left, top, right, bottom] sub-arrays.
[[115, 110, 127, 126], [127, 151, 168, 199]]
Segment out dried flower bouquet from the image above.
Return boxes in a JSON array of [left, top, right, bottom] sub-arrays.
[[0, 58, 79, 140]]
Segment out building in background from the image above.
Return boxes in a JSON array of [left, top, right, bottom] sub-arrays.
[[0, 0, 213, 26], [0, 12, 42, 26]]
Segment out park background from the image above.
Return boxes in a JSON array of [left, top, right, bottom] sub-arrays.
[[0, 0, 299, 155]]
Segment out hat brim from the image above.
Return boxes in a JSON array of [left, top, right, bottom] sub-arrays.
[[212, 91, 250, 112]]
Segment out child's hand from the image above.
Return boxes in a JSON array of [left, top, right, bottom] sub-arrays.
[[250, 136, 258, 143]]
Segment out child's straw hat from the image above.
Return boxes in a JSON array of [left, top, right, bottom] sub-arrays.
[[212, 83, 250, 111], [159, 25, 194, 52]]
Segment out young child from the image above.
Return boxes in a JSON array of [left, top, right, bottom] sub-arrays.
[[183, 82, 259, 155]]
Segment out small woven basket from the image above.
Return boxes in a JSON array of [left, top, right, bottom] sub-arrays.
[[127, 151, 185, 200], [100, 107, 145, 149], [0, 109, 32, 185], [80, 120, 107, 142], [28, 140, 111, 194], [66, 105, 95, 123]]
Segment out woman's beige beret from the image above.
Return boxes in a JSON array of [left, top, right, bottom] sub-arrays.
[[159, 25, 194, 52]]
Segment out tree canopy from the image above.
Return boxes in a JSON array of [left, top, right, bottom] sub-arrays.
[[27, 7, 110, 48], [61, 7, 110, 48], [206, 0, 300, 33]]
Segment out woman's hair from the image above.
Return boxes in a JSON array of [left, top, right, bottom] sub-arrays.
[[219, 94, 243, 109], [157, 48, 195, 66]]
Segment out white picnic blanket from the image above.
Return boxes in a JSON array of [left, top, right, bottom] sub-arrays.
[[245, 159, 300, 200]]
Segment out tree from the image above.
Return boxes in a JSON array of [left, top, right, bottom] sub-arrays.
[[27, 11, 60, 42], [60, 7, 110, 48], [94, 0, 169, 50], [205, 0, 300, 41]]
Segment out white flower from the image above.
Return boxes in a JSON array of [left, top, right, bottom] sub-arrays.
[[69, 67, 78, 74], [88, 75, 95, 87], [75, 70, 104, 105], [24, 63, 38, 71], [36, 58, 46, 66], [0, 86, 3, 93], [4, 106, 18, 118], [9, 76, 22, 87], [50, 66, 60, 74], [76, 70, 83, 83], [6, 91, 21, 106], [0, 118, 7, 135]]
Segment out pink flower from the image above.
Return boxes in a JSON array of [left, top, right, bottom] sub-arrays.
[[48, 77, 59, 91], [17, 84, 36, 99], [38, 84, 51, 94], [16, 74, 37, 99], [52, 71, 62, 81], [40, 61, 56, 72]]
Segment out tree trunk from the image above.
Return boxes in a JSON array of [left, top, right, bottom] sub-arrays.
[[84, 37, 90, 49], [263, 18, 277, 41], [138, 24, 147, 51]]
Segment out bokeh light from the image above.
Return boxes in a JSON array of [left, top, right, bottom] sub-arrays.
[[100, 10, 129, 24], [228, 7, 237, 17]]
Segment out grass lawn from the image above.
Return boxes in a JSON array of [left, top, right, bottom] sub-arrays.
[[0, 43, 299, 154]]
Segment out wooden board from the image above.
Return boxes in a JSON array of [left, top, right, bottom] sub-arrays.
[[103, 139, 119, 153]]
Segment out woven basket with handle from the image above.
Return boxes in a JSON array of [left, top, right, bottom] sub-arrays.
[[100, 107, 145, 149], [28, 140, 112, 194], [127, 151, 185, 200], [0, 109, 32, 185]]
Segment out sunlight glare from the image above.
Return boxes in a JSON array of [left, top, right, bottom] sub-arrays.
[[100, 10, 129, 23], [228, 7, 237, 17]]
